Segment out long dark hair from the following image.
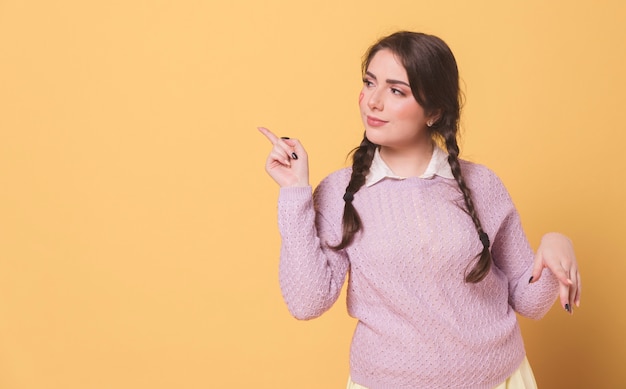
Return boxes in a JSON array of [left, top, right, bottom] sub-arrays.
[[332, 31, 492, 283]]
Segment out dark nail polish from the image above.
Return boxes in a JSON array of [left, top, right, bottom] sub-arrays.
[[565, 304, 571, 313], [528, 276, 534, 284], [280, 136, 290, 139], [291, 152, 298, 160]]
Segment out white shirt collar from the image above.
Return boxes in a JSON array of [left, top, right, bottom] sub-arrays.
[[365, 145, 454, 187]]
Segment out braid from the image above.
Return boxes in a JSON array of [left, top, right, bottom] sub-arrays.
[[357, 32, 492, 281], [330, 136, 376, 250], [444, 133, 492, 283]]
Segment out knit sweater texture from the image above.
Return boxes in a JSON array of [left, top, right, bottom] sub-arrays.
[[277, 161, 558, 389]]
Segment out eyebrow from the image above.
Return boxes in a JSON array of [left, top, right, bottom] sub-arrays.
[[365, 71, 410, 87]]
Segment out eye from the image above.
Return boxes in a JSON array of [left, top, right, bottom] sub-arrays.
[[391, 88, 405, 96], [362, 78, 374, 87]]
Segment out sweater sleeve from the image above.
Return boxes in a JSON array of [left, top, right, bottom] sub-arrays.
[[277, 183, 349, 320], [486, 174, 559, 320]]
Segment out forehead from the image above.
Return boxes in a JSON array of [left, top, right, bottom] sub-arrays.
[[366, 49, 408, 81]]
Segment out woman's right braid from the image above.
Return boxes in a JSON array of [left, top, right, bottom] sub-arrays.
[[444, 133, 492, 283], [331, 136, 376, 250]]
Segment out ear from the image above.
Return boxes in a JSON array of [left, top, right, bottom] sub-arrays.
[[426, 109, 442, 127]]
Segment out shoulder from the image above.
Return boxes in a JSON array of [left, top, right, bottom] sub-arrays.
[[313, 167, 351, 213], [316, 167, 351, 192], [459, 160, 515, 214], [459, 160, 507, 192]]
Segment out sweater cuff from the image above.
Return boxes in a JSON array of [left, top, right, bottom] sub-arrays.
[[279, 186, 313, 202]]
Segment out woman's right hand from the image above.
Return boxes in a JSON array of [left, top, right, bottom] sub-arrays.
[[258, 127, 310, 188]]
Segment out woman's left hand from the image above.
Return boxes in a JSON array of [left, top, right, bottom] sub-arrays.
[[531, 232, 581, 314]]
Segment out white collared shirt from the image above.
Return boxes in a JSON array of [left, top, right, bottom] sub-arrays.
[[365, 145, 454, 187]]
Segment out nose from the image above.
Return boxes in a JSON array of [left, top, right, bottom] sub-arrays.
[[367, 88, 383, 111]]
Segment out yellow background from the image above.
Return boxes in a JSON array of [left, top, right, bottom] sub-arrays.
[[0, 1, 624, 388]]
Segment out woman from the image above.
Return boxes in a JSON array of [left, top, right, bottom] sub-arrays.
[[259, 31, 580, 389]]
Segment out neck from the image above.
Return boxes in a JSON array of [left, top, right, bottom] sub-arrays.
[[379, 140, 434, 178]]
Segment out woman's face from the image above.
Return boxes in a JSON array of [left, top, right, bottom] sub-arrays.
[[359, 49, 432, 150]]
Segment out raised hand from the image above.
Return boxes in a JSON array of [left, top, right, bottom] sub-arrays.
[[258, 127, 310, 188]]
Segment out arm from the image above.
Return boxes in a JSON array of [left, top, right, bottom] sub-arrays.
[[469, 166, 556, 319], [259, 127, 349, 320], [491, 209, 560, 319], [278, 185, 349, 320], [484, 169, 581, 317]]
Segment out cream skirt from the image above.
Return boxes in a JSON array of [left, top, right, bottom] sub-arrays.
[[346, 356, 537, 389]]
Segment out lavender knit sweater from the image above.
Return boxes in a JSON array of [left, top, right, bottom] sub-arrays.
[[277, 161, 558, 389]]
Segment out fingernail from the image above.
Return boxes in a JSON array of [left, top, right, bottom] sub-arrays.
[[565, 304, 571, 313], [281, 136, 290, 139], [291, 152, 298, 160], [528, 276, 534, 284]]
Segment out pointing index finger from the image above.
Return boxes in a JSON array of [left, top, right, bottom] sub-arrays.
[[257, 127, 279, 145]]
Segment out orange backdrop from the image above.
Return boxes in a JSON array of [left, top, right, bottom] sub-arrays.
[[0, 0, 624, 387]]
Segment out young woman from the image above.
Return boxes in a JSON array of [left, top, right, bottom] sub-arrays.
[[259, 31, 580, 389]]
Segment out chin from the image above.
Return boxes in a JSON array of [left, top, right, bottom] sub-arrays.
[[364, 128, 386, 146]]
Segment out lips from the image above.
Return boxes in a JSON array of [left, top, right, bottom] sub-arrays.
[[366, 115, 388, 127]]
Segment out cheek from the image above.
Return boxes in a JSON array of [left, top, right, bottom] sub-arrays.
[[359, 92, 364, 103], [397, 102, 425, 121]]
